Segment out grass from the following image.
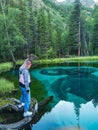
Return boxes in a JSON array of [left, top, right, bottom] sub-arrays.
[[34, 56, 98, 65], [0, 78, 14, 94], [16, 60, 24, 65], [0, 62, 12, 73], [1, 56, 98, 71]]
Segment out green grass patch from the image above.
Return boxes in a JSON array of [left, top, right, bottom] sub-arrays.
[[0, 62, 12, 73], [65, 56, 98, 62], [16, 60, 24, 65], [34, 56, 98, 65], [0, 78, 14, 94], [15, 56, 98, 68]]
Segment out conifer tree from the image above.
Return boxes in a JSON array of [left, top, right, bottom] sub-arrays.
[[67, 0, 81, 56], [92, 5, 98, 55]]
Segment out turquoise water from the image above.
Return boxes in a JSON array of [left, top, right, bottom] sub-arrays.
[[31, 66, 98, 130]]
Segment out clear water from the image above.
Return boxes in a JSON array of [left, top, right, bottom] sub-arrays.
[[31, 66, 98, 130]]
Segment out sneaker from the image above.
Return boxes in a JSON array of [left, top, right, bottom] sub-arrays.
[[23, 111, 32, 117], [18, 103, 25, 108]]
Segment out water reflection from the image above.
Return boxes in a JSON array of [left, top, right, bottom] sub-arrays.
[[33, 100, 98, 130], [31, 66, 98, 130]]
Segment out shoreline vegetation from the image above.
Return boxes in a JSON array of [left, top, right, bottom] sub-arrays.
[[34, 56, 98, 65], [0, 56, 98, 73]]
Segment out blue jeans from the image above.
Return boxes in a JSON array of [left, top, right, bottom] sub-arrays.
[[20, 87, 31, 112]]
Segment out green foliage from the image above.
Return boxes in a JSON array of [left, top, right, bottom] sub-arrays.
[[0, 2, 26, 61], [45, 47, 57, 58], [0, 0, 98, 62], [67, 0, 81, 56], [0, 78, 14, 94], [92, 5, 98, 55]]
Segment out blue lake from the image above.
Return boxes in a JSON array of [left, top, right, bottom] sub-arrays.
[[31, 66, 98, 130]]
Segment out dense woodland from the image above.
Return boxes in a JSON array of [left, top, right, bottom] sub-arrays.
[[0, 0, 98, 63]]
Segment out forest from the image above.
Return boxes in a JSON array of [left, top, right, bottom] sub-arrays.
[[0, 0, 98, 63]]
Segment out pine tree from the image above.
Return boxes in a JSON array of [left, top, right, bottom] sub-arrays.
[[17, 0, 29, 58], [37, 7, 52, 58], [67, 0, 81, 56], [92, 5, 98, 55], [27, 0, 38, 54]]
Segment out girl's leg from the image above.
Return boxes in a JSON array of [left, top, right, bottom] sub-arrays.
[[20, 87, 25, 104], [24, 91, 31, 112]]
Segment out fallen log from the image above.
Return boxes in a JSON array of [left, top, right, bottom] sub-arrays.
[[0, 96, 53, 130], [39, 96, 53, 107]]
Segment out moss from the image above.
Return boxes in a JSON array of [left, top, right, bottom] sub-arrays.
[[0, 99, 14, 107]]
